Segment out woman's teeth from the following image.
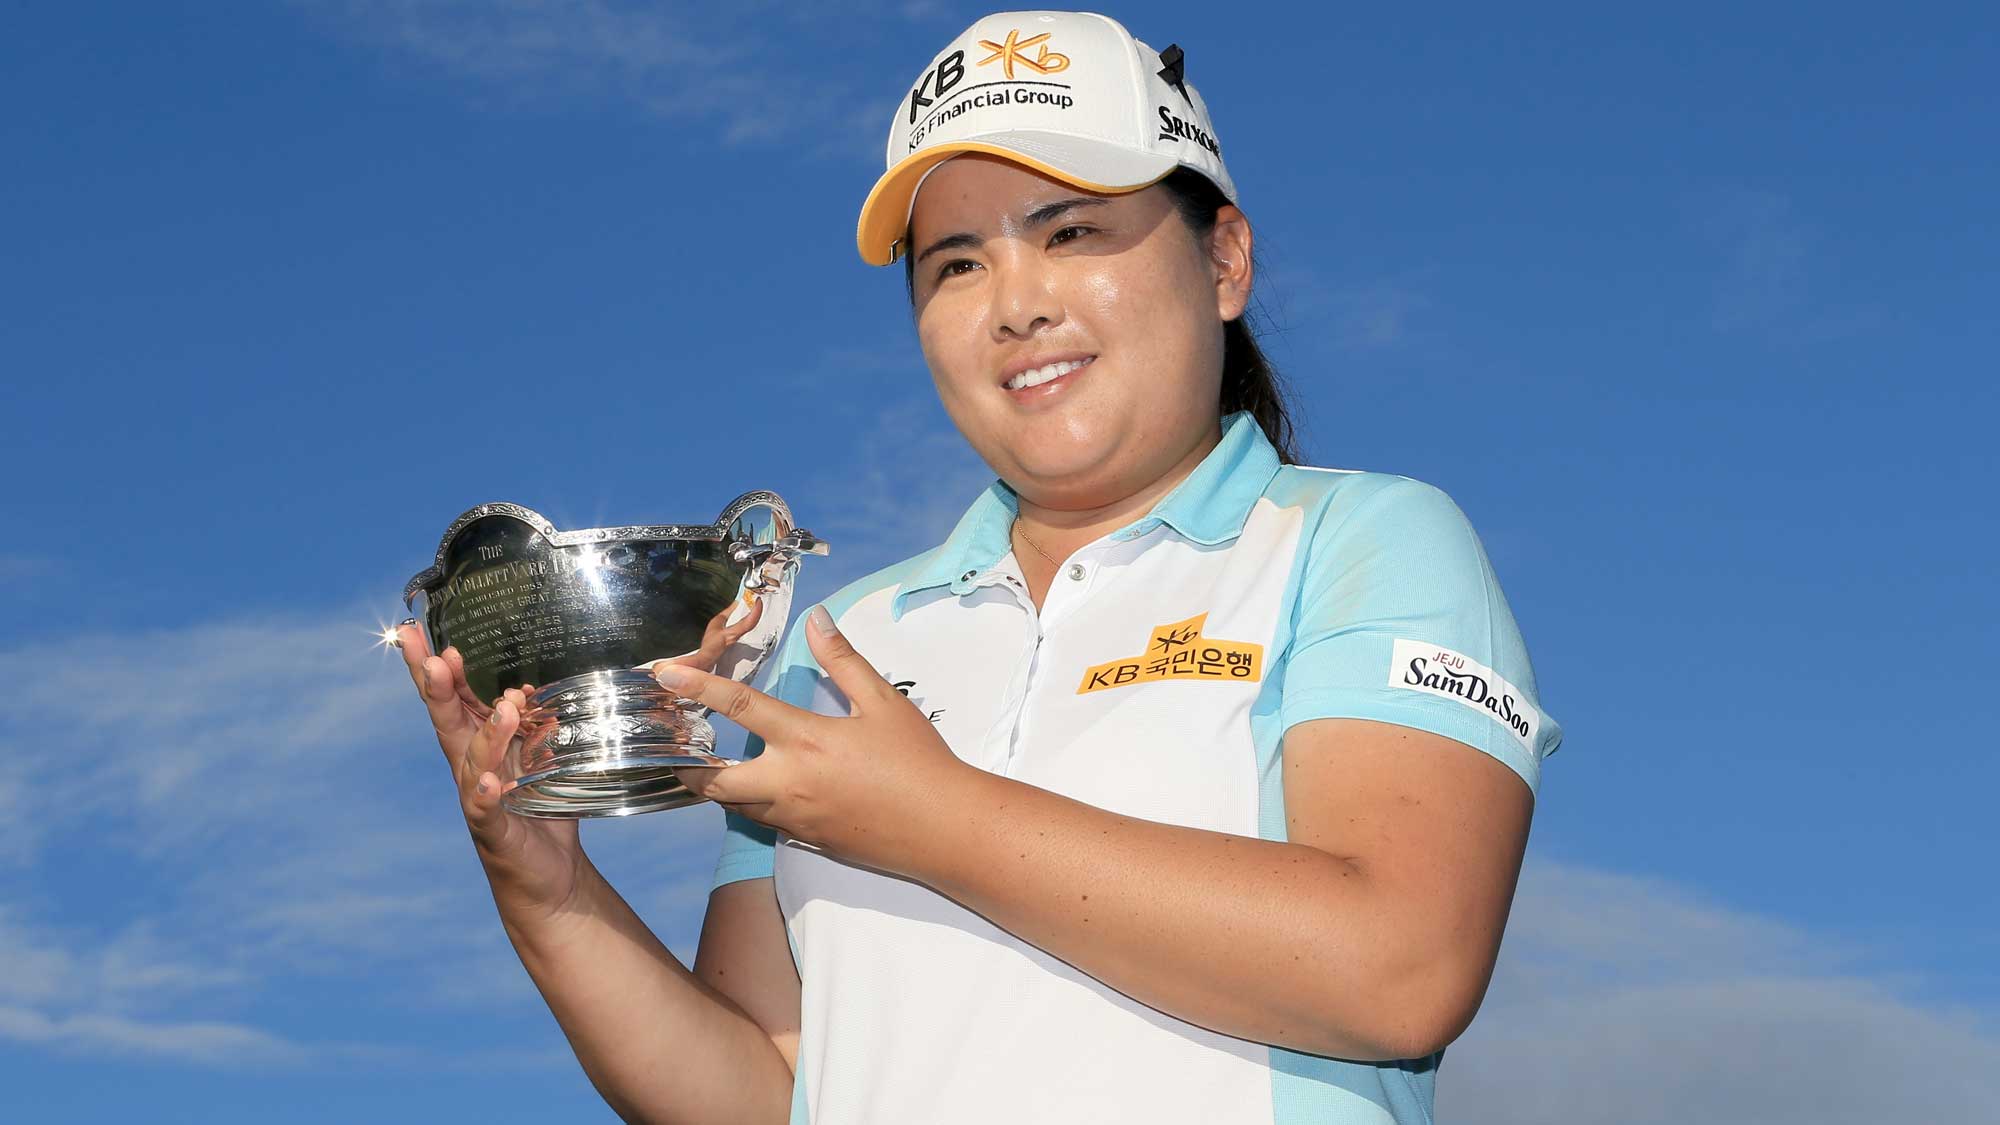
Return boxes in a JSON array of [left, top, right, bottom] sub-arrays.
[[1006, 357, 1092, 391]]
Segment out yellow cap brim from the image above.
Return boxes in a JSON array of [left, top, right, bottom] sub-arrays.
[[855, 140, 1175, 267]]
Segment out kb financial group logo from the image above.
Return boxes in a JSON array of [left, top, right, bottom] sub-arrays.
[[907, 28, 1078, 149]]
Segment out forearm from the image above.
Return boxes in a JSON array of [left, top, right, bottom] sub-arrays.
[[899, 767, 1443, 1061], [499, 862, 793, 1125]]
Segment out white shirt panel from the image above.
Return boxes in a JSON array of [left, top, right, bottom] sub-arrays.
[[773, 508, 1309, 1125]]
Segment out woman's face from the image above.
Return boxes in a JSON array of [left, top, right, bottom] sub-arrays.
[[908, 155, 1250, 513]]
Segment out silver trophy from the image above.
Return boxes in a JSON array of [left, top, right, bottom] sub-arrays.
[[398, 492, 826, 818]]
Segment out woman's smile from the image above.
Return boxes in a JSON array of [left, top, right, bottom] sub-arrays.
[[1002, 353, 1095, 402]]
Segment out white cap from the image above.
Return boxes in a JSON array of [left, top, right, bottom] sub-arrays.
[[856, 10, 1237, 266]]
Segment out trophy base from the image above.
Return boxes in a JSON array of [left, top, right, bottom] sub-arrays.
[[501, 669, 732, 819]]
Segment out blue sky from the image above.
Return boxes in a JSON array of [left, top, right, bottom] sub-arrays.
[[2, 2, 1994, 1120]]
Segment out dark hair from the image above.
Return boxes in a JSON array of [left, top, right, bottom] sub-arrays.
[[902, 166, 1302, 465], [1156, 168, 1300, 465]]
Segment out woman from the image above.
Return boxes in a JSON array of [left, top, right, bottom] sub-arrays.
[[398, 11, 1561, 1123]]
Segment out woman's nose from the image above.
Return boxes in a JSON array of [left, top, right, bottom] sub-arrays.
[[988, 246, 1062, 339]]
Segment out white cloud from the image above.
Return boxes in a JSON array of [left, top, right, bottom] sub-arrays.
[[0, 772, 30, 866], [0, 614, 416, 856], [0, 909, 292, 1064], [0, 1004, 305, 1065], [808, 392, 992, 571], [297, 0, 923, 148], [761, 354, 997, 595], [1257, 267, 1435, 354], [0, 553, 52, 583], [1443, 859, 2000, 1122], [1702, 189, 1812, 333], [0, 606, 728, 1064], [1692, 188, 1881, 344], [0, 913, 245, 1009]]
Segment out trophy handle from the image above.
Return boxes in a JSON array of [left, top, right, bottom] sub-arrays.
[[682, 496, 830, 718], [731, 528, 831, 590], [717, 489, 829, 596]]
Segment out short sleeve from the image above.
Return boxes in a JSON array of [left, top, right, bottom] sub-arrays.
[[710, 615, 822, 889], [1279, 477, 1562, 795]]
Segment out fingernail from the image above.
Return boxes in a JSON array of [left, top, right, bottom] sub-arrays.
[[809, 606, 835, 637], [475, 777, 491, 795], [654, 663, 692, 689]]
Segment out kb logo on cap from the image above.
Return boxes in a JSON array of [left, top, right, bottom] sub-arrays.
[[977, 29, 1070, 79]]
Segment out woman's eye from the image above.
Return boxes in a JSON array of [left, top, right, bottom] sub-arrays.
[[936, 259, 978, 281], [1050, 225, 1093, 246]]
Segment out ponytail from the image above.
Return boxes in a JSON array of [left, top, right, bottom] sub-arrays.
[[1159, 169, 1301, 465]]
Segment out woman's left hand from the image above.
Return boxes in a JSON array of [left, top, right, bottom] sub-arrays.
[[655, 606, 974, 875]]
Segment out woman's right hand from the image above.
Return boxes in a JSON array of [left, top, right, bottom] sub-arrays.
[[396, 623, 589, 927]]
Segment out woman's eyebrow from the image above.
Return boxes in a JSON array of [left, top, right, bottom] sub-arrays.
[[915, 231, 984, 265], [913, 198, 1109, 264], [1021, 196, 1107, 228]]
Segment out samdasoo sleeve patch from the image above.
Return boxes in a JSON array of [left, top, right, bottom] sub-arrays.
[[1388, 639, 1540, 749]]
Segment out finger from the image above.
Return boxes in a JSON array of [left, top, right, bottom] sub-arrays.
[[461, 697, 526, 834], [463, 764, 509, 830], [395, 622, 434, 691], [719, 595, 766, 645], [462, 697, 520, 795], [462, 754, 513, 834], [703, 600, 736, 638], [442, 646, 483, 713], [800, 606, 895, 713], [692, 595, 766, 669], [697, 600, 737, 648], [651, 661, 811, 743], [671, 757, 773, 807], [721, 800, 776, 824], [417, 655, 478, 743]]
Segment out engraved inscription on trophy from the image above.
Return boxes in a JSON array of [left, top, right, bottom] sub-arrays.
[[427, 515, 738, 703]]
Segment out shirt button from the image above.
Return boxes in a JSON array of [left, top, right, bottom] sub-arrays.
[[960, 570, 977, 582], [1067, 563, 1086, 582]]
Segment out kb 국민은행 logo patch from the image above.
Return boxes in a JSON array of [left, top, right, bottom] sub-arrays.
[[1077, 613, 1263, 694]]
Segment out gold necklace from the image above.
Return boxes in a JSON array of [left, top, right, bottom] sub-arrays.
[[1013, 518, 1059, 567]]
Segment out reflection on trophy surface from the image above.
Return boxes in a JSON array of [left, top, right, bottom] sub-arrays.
[[397, 492, 827, 819]]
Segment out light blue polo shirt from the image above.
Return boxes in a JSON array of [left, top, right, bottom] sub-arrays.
[[713, 410, 1561, 1124]]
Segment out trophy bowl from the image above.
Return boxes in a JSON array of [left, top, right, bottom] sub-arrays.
[[399, 491, 827, 819]]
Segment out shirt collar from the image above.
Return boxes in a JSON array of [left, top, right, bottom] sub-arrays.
[[891, 411, 1280, 619]]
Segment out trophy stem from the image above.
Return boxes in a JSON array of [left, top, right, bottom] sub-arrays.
[[501, 669, 728, 819]]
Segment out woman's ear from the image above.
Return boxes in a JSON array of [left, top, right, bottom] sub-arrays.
[[1209, 205, 1255, 321]]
